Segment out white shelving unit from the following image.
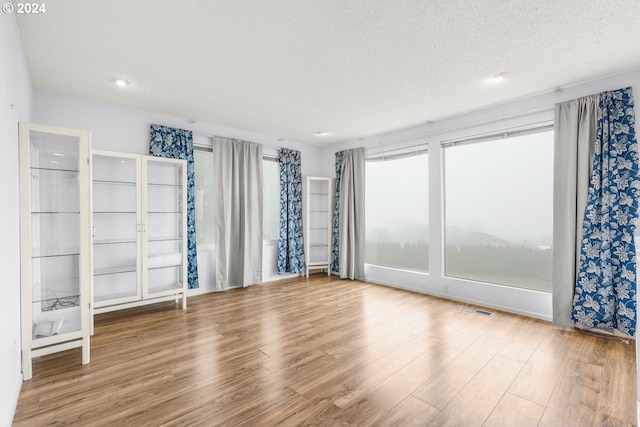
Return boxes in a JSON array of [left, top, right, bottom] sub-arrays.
[[305, 176, 334, 277], [19, 123, 92, 380], [92, 150, 187, 314]]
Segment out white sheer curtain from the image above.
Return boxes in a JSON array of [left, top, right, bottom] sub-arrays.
[[338, 147, 366, 280], [213, 137, 263, 290], [552, 95, 597, 327]]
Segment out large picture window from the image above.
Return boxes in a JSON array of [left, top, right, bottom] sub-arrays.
[[443, 128, 553, 291], [365, 152, 429, 272]]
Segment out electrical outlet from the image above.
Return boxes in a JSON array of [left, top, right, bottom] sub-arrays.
[[443, 283, 449, 293], [420, 281, 428, 287]]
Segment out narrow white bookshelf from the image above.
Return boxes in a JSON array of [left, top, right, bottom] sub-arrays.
[[305, 176, 334, 277]]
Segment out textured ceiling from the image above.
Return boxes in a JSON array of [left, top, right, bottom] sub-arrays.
[[15, 0, 640, 146]]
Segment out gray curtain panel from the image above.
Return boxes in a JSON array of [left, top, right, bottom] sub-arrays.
[[552, 95, 597, 327], [213, 137, 263, 290], [338, 147, 366, 280]]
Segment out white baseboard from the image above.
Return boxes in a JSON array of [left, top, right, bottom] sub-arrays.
[[187, 273, 301, 297], [262, 273, 301, 283], [364, 276, 553, 322]]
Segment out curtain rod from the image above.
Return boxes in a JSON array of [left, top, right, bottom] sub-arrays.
[[440, 121, 554, 147], [365, 118, 553, 160], [192, 131, 282, 151], [354, 106, 555, 149], [366, 142, 429, 161]]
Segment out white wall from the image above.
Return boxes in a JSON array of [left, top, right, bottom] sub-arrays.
[[0, 13, 32, 427], [33, 90, 326, 290], [34, 90, 328, 159], [326, 69, 640, 321]]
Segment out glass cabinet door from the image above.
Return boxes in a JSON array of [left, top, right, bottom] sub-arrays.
[[143, 158, 187, 297], [20, 123, 91, 380], [28, 131, 83, 338], [92, 152, 141, 306]]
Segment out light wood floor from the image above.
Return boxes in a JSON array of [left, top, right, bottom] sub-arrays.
[[14, 275, 637, 426]]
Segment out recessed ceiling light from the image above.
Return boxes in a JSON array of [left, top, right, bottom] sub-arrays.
[[315, 131, 329, 137], [53, 152, 65, 157], [115, 79, 128, 87], [486, 72, 510, 84]]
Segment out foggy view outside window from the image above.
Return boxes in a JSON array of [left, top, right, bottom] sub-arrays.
[[365, 153, 429, 272], [194, 150, 214, 245], [444, 130, 553, 292], [263, 159, 280, 241]]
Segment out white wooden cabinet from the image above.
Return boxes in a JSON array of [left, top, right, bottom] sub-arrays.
[[305, 176, 334, 277], [19, 123, 92, 380], [92, 150, 187, 313]]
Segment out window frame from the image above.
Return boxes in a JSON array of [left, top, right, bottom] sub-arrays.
[[262, 155, 280, 245], [193, 147, 214, 247], [440, 124, 554, 293], [192, 148, 281, 246], [364, 148, 430, 273]]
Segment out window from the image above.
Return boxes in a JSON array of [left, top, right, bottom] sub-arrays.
[[365, 152, 429, 272], [194, 149, 214, 245], [263, 158, 280, 241], [443, 129, 553, 291], [195, 151, 280, 244]]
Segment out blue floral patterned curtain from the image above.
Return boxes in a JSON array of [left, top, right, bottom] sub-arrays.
[[572, 87, 639, 335], [277, 148, 305, 274], [330, 151, 344, 273], [149, 124, 199, 289]]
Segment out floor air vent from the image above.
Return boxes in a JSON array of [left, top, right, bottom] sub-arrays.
[[458, 306, 494, 317]]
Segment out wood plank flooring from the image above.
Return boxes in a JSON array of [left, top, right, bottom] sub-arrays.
[[14, 275, 638, 426]]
